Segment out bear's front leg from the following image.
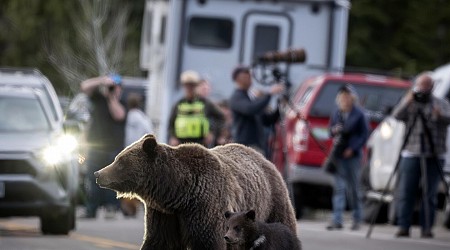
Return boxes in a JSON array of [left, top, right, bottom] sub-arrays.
[[141, 207, 186, 250], [182, 213, 226, 250]]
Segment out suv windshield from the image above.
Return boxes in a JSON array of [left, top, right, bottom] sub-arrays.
[[310, 81, 408, 122], [0, 97, 50, 132]]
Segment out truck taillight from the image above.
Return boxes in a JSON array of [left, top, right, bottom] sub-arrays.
[[292, 120, 309, 152]]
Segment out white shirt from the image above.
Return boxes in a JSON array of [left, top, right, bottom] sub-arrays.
[[125, 109, 153, 147]]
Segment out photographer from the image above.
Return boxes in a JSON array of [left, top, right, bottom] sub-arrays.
[[79, 75, 126, 219], [326, 85, 369, 231], [229, 65, 284, 155], [392, 72, 450, 238]]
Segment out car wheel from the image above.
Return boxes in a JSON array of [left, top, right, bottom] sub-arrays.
[[444, 209, 450, 230], [361, 162, 389, 224], [291, 184, 304, 219], [40, 203, 75, 235]]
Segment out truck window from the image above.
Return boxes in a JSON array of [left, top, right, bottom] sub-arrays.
[[187, 17, 233, 49], [252, 25, 280, 61], [160, 15, 166, 44], [310, 81, 408, 122]]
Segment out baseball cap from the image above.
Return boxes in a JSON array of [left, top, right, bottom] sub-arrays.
[[231, 65, 250, 81], [180, 70, 200, 85], [338, 84, 356, 95]]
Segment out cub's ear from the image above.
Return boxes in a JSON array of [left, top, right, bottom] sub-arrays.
[[245, 209, 256, 221], [224, 211, 232, 219], [142, 135, 157, 156]]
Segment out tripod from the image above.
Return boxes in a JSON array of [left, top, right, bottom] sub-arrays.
[[366, 107, 450, 238]]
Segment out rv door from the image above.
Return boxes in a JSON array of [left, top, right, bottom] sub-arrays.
[[240, 13, 292, 66]]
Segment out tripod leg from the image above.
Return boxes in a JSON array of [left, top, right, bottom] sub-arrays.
[[366, 115, 419, 238], [419, 148, 430, 233]]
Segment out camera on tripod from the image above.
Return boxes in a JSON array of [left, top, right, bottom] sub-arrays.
[[251, 48, 307, 88], [256, 48, 307, 64], [413, 89, 431, 103]]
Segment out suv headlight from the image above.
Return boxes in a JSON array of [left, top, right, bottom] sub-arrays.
[[380, 122, 393, 140], [41, 134, 78, 166]]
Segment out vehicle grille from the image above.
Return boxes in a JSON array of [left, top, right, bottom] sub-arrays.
[[0, 159, 37, 176]]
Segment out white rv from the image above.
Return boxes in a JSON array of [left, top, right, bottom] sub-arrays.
[[139, 0, 350, 141]]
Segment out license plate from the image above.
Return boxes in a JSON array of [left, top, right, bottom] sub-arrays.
[[0, 182, 4, 198]]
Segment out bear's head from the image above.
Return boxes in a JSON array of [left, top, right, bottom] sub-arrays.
[[94, 134, 159, 199], [224, 209, 257, 246]]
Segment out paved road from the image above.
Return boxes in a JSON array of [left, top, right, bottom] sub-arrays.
[[0, 207, 449, 250]]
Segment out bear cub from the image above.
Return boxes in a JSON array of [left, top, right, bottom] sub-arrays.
[[224, 210, 301, 250]]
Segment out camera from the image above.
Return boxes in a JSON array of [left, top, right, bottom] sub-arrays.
[[108, 74, 122, 92], [413, 91, 431, 103]]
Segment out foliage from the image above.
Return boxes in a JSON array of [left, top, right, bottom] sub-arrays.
[[0, 0, 144, 96], [346, 0, 450, 77], [1, 0, 450, 94]]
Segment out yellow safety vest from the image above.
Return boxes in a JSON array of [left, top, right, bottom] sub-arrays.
[[174, 100, 209, 139]]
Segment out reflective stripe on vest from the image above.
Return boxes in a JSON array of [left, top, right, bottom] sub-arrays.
[[174, 101, 209, 139]]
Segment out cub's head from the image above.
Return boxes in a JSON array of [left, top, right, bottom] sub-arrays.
[[224, 210, 257, 245], [94, 134, 158, 198]]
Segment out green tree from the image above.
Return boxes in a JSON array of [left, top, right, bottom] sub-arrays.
[[346, 0, 450, 76], [0, 0, 144, 96]]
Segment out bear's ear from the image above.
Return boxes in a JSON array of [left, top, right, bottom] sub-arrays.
[[224, 211, 232, 219], [142, 135, 157, 156], [245, 209, 256, 221]]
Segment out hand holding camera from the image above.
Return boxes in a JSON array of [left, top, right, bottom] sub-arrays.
[[331, 123, 343, 135]]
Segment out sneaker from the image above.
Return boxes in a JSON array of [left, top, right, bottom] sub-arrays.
[[421, 230, 434, 238], [104, 206, 117, 220], [326, 223, 343, 230], [395, 229, 410, 238], [350, 223, 360, 231], [78, 212, 96, 219]]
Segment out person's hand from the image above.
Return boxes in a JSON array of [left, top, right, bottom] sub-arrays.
[[331, 124, 343, 134], [169, 137, 179, 146], [343, 148, 353, 158], [98, 75, 115, 87], [269, 84, 285, 95]]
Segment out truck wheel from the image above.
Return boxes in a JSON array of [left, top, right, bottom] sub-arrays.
[[40, 203, 75, 235], [361, 163, 389, 224], [292, 184, 304, 219]]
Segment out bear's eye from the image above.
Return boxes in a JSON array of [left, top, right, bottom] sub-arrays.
[[226, 226, 229, 230], [234, 226, 241, 233]]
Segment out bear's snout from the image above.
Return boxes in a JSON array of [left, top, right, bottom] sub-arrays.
[[94, 171, 100, 178]]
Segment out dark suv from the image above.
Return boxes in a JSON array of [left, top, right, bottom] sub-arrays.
[[0, 68, 79, 235], [272, 73, 411, 217]]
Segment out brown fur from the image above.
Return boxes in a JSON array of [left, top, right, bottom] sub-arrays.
[[95, 134, 296, 250]]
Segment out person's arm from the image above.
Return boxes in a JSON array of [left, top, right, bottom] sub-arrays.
[[229, 92, 271, 115], [204, 98, 226, 131], [348, 112, 370, 152], [106, 89, 126, 121], [391, 91, 414, 122], [168, 103, 179, 137], [434, 98, 450, 125], [80, 76, 113, 97]]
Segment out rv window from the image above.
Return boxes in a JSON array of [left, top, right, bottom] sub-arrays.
[[144, 10, 153, 45], [160, 15, 166, 44], [187, 17, 233, 49], [253, 25, 280, 61]]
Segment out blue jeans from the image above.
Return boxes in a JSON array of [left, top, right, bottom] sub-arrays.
[[332, 155, 363, 225], [396, 156, 442, 232], [84, 149, 121, 217]]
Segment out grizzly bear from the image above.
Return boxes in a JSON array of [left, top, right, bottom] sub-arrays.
[[95, 134, 296, 250], [224, 210, 301, 250]]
